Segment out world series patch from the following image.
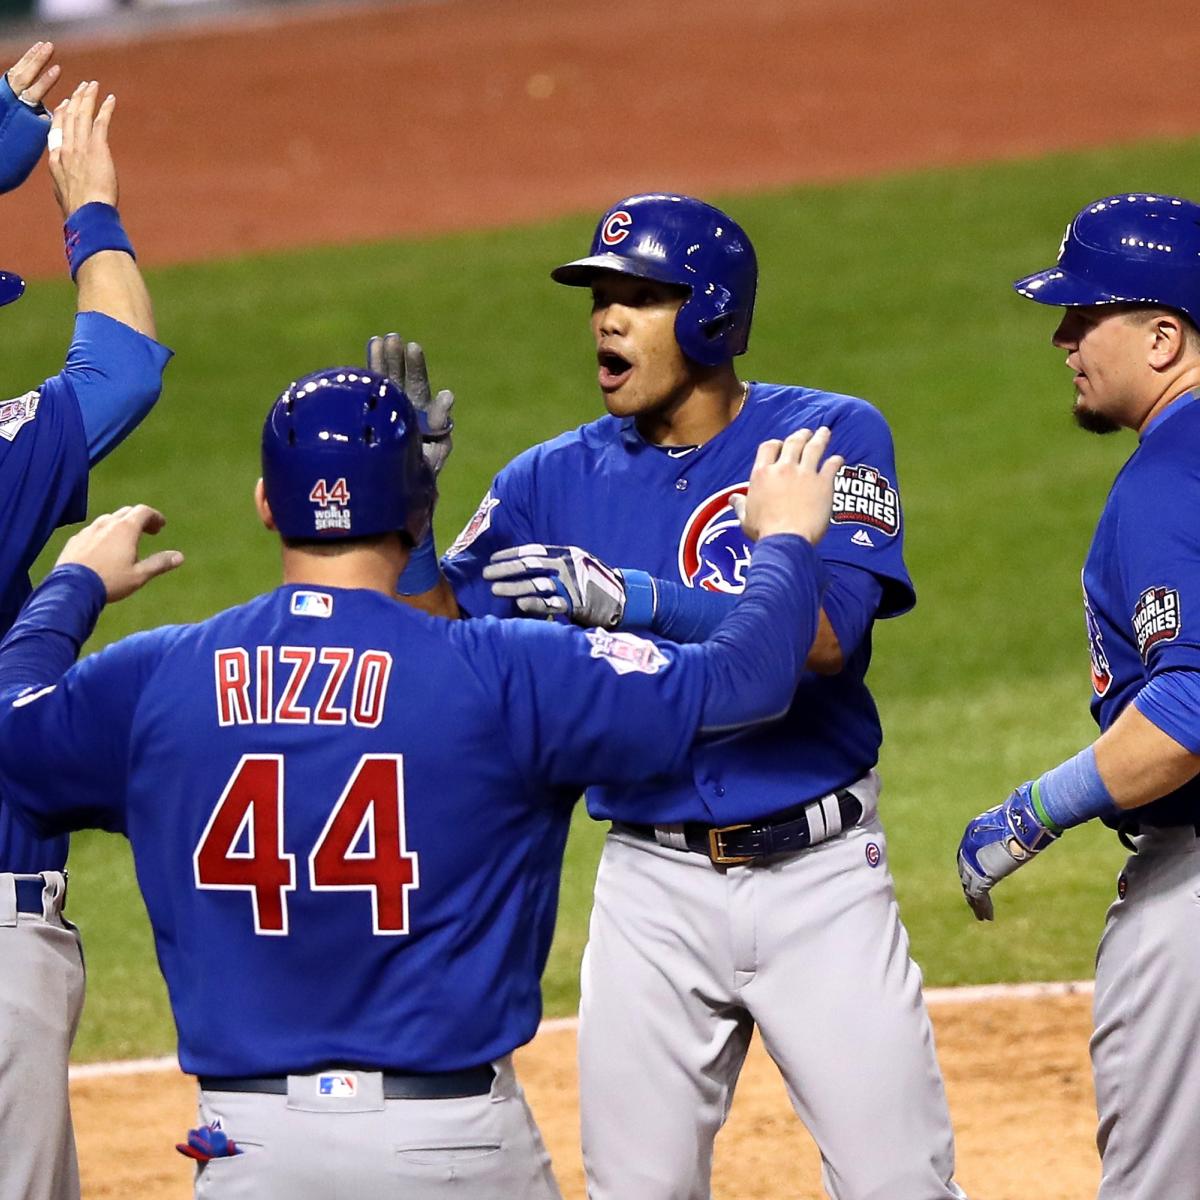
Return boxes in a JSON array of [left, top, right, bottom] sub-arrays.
[[831, 463, 899, 537], [0, 391, 40, 442], [446, 491, 499, 559], [1132, 586, 1181, 662]]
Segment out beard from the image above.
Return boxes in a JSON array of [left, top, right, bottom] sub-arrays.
[[1073, 401, 1120, 435]]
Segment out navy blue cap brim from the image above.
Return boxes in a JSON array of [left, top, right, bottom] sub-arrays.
[[551, 253, 688, 288], [0, 271, 26, 308], [1013, 266, 1133, 307]]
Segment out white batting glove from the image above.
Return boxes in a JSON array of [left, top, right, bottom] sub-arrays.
[[483, 544, 627, 628], [366, 331, 454, 478]]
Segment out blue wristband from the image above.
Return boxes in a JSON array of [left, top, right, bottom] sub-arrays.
[[620, 569, 657, 629], [1032, 744, 1120, 831], [64, 202, 135, 279], [397, 532, 441, 596]]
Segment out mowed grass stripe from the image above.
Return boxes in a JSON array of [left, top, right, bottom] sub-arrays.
[[8, 135, 1194, 1060]]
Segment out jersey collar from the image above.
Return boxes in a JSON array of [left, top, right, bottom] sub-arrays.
[[1140, 390, 1197, 442]]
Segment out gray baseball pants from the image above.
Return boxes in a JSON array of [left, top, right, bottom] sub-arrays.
[[0, 872, 85, 1200], [579, 779, 965, 1200], [192, 1055, 562, 1199], [1092, 825, 1200, 1199]]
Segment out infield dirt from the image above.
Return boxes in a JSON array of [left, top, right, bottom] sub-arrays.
[[8, 0, 1192, 1194]]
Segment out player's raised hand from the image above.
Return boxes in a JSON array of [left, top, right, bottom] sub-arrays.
[[733, 427, 842, 544], [56, 505, 184, 602], [366, 331, 455, 477], [6, 41, 61, 109], [47, 81, 118, 219]]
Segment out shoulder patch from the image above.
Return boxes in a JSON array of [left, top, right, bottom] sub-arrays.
[[831, 463, 899, 537], [0, 391, 40, 442], [446, 491, 499, 559], [1132, 586, 1181, 662], [584, 629, 668, 676]]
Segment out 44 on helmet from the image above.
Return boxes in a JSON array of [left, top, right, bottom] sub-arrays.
[[552, 193, 757, 367], [1015, 193, 1200, 326], [261, 367, 434, 544]]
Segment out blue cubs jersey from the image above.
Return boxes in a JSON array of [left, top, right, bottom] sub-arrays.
[[443, 381, 915, 824], [0, 584, 724, 1076], [1083, 391, 1200, 827], [0, 313, 172, 876]]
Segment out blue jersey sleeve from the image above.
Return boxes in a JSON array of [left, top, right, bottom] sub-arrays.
[[448, 535, 822, 789], [823, 400, 915, 618], [0, 623, 162, 838], [62, 312, 173, 464], [1115, 454, 1200, 677], [441, 454, 539, 618]]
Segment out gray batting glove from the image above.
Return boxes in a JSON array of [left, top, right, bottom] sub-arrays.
[[366, 331, 454, 477], [484, 544, 627, 629]]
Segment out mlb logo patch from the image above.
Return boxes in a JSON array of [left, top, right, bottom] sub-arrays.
[[1132, 586, 1181, 662], [317, 1073, 357, 1099], [446, 492, 500, 559], [0, 391, 40, 442], [291, 590, 333, 618]]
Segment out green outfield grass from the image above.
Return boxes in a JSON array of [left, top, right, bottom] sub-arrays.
[[10, 137, 1197, 1061]]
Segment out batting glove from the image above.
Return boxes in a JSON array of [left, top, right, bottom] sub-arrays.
[[175, 1122, 242, 1162], [366, 332, 454, 478], [957, 782, 1060, 922], [484, 544, 627, 628]]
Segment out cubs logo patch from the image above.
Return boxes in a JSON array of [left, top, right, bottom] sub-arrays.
[[678, 484, 752, 593], [1132, 586, 1181, 663], [831, 463, 899, 537], [585, 629, 669, 676], [0, 391, 40, 442], [309, 477, 351, 533], [601, 210, 633, 246], [317, 1072, 357, 1098], [865, 842, 881, 868], [1082, 584, 1112, 696], [446, 491, 500, 559]]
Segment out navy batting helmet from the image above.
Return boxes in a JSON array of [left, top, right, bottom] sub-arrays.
[[552, 193, 757, 367], [0, 271, 25, 308], [1015, 194, 1200, 326], [261, 367, 434, 544]]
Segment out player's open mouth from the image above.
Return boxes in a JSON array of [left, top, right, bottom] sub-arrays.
[[597, 350, 634, 391]]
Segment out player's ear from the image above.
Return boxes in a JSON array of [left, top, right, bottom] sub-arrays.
[[1147, 310, 1187, 370], [254, 478, 278, 532]]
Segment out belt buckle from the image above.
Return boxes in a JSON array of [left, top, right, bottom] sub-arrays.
[[707, 823, 755, 865]]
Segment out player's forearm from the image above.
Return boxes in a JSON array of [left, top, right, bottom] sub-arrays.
[[396, 574, 461, 619], [0, 565, 105, 696], [1096, 695, 1200, 809], [75, 248, 155, 338], [698, 535, 826, 732]]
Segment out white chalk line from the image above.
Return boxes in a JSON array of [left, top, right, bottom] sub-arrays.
[[69, 979, 1094, 1082]]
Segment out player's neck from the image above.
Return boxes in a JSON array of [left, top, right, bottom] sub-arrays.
[[279, 542, 409, 597], [636, 367, 746, 447], [1134, 363, 1200, 433]]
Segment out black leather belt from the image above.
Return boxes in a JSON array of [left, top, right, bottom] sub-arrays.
[[617, 789, 863, 866], [15, 878, 47, 914], [199, 1065, 494, 1100]]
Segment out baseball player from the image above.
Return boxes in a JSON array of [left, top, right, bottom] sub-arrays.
[[958, 194, 1200, 1199], [388, 194, 965, 1200], [0, 49, 173, 1200], [0, 365, 842, 1199]]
